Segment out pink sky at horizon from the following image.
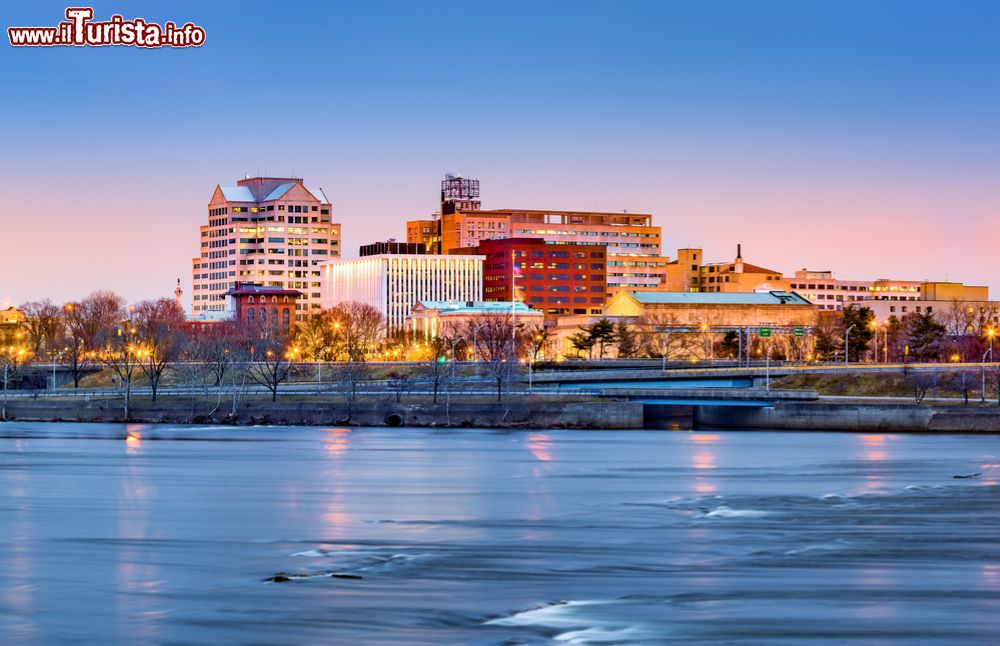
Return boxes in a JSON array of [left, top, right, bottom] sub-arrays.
[[1, 156, 995, 310]]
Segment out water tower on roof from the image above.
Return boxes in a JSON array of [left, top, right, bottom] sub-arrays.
[[440, 172, 481, 215]]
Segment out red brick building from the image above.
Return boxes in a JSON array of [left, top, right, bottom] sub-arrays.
[[462, 238, 607, 320], [226, 282, 302, 329]]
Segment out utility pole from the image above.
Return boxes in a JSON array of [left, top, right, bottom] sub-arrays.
[[845, 324, 857, 366], [983, 348, 993, 403]]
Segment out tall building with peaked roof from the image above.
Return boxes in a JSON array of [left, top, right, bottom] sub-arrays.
[[191, 176, 341, 316]]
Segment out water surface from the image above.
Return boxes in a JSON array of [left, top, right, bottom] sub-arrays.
[[0, 423, 998, 644]]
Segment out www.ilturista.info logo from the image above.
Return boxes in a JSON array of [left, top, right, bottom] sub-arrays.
[[8, 7, 205, 48]]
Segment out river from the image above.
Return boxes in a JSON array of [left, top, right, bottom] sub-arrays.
[[0, 423, 998, 644]]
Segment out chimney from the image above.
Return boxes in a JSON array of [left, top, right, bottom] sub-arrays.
[[735, 243, 744, 274], [174, 278, 183, 310]]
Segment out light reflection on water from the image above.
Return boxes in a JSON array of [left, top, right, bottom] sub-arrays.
[[0, 423, 998, 644]]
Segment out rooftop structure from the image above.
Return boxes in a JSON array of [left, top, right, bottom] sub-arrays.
[[359, 240, 427, 257]]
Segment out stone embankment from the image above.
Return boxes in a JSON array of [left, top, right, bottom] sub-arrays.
[[0, 397, 645, 429], [695, 401, 1000, 432]]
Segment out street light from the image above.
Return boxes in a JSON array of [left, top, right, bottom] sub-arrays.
[[658, 328, 670, 371], [870, 321, 878, 363], [450, 337, 464, 379], [845, 324, 857, 366], [51, 348, 67, 390], [982, 347, 993, 403]]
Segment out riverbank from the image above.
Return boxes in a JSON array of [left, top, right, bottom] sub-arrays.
[[695, 400, 1000, 432], [0, 395, 644, 429]]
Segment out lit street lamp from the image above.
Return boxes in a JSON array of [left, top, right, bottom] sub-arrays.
[[982, 347, 993, 403], [845, 324, 857, 366]]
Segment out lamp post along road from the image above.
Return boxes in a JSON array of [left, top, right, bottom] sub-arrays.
[[51, 349, 67, 390], [450, 337, 464, 379], [845, 324, 857, 366], [983, 348, 993, 403], [765, 341, 771, 391]]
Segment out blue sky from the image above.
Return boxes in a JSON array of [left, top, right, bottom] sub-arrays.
[[1, 0, 998, 305]]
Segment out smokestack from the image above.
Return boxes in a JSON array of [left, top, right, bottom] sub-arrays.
[[174, 278, 183, 310]]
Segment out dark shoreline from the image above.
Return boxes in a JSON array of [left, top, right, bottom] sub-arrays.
[[4, 395, 1000, 432], [0, 397, 645, 430]]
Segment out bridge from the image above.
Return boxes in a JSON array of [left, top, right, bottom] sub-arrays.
[[530, 362, 973, 389]]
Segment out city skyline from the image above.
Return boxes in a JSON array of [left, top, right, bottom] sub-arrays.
[[3, 0, 998, 306]]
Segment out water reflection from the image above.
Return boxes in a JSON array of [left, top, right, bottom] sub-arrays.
[[117, 425, 161, 643], [125, 424, 145, 456], [321, 427, 351, 458], [525, 433, 553, 462], [857, 434, 894, 492], [1, 425, 999, 644], [689, 432, 719, 494]]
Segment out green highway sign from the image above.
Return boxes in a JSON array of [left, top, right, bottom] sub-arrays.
[[794, 327, 804, 337], [759, 327, 771, 338]]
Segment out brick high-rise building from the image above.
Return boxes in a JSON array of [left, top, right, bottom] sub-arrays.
[[460, 238, 607, 320], [191, 176, 341, 316]]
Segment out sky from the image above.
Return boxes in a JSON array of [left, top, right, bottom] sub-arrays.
[[1, 0, 998, 308]]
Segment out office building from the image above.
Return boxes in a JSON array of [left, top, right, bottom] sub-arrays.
[[455, 237, 607, 320], [320, 254, 484, 333], [406, 174, 667, 296], [662, 245, 789, 293], [191, 176, 341, 316]]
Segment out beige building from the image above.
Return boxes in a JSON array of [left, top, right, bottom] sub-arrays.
[[604, 290, 816, 326], [191, 176, 341, 316], [0, 307, 24, 329], [662, 245, 789, 293], [551, 290, 817, 359], [792, 269, 990, 313]]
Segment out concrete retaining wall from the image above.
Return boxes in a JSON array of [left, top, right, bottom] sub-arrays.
[[0, 397, 644, 429], [695, 402, 1000, 432]]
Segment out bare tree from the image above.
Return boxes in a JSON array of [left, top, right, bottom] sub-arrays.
[[331, 301, 383, 361], [18, 300, 63, 361], [420, 336, 451, 404], [386, 370, 410, 403], [902, 366, 937, 404], [294, 308, 341, 364], [332, 360, 370, 422], [187, 321, 240, 387], [245, 320, 294, 402], [1, 326, 31, 420], [134, 298, 186, 401], [101, 302, 138, 419], [944, 370, 976, 405], [467, 314, 520, 402]]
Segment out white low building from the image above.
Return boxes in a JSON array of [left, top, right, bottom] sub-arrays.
[[407, 300, 544, 339], [320, 254, 485, 333]]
